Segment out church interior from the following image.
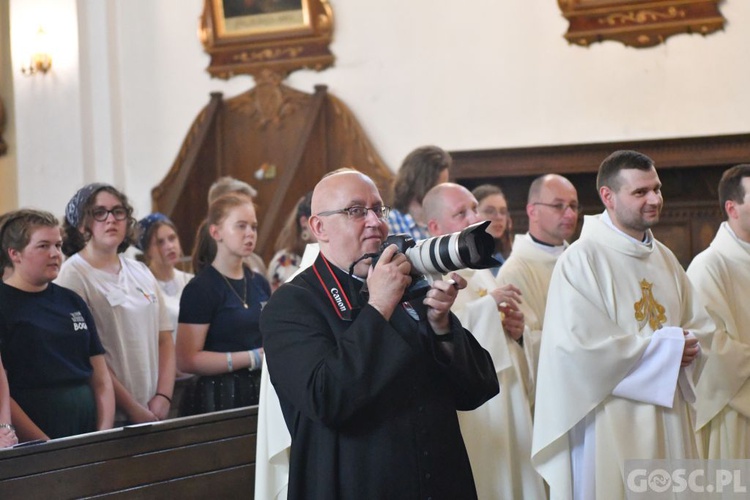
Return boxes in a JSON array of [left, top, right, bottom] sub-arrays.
[[1, 0, 749, 496]]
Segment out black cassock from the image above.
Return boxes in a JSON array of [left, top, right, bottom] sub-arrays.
[[261, 254, 499, 500]]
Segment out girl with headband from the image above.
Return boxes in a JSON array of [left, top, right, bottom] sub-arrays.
[[57, 184, 175, 426], [136, 213, 193, 342]]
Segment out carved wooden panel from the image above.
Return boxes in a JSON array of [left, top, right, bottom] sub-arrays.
[[200, 0, 334, 79], [558, 0, 725, 48], [451, 134, 750, 266], [152, 77, 394, 263]]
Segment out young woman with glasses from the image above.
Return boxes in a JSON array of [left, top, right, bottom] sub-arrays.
[[57, 184, 175, 426], [473, 184, 513, 273]]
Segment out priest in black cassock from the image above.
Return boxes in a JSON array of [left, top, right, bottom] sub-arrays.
[[261, 169, 499, 499]]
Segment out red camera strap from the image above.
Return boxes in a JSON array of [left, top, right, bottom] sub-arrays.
[[312, 256, 356, 321]]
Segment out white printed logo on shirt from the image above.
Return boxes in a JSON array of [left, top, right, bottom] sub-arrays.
[[71, 311, 89, 332]]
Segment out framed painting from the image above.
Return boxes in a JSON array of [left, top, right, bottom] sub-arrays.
[[558, 0, 725, 48], [200, 0, 334, 78]]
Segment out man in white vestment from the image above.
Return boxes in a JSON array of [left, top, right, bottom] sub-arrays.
[[531, 150, 715, 500], [255, 243, 319, 500], [497, 174, 579, 389], [423, 182, 546, 499], [687, 164, 750, 459]]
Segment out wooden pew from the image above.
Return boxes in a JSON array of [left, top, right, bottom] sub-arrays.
[[0, 407, 258, 499]]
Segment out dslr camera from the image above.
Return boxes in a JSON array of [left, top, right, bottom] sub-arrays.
[[371, 220, 500, 300]]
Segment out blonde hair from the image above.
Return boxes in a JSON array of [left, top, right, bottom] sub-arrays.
[[208, 177, 257, 204]]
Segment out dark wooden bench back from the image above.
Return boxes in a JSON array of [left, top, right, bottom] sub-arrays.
[[0, 407, 258, 499]]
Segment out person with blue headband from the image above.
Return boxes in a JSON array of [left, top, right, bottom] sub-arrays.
[[136, 213, 193, 346], [57, 183, 175, 426]]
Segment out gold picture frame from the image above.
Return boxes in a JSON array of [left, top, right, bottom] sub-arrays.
[[558, 0, 725, 48], [200, 0, 334, 79]]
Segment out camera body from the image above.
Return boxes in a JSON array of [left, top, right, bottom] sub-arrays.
[[372, 220, 500, 300]]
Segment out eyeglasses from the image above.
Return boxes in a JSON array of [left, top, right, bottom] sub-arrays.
[[91, 206, 129, 222], [532, 202, 582, 214], [453, 207, 479, 220], [479, 207, 508, 218], [317, 205, 391, 220]]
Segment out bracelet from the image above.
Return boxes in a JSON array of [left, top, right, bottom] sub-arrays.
[[226, 352, 233, 372], [155, 392, 172, 404], [248, 349, 262, 370], [0, 423, 14, 432]]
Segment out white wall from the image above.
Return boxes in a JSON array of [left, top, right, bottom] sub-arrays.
[[8, 0, 750, 218], [10, 0, 84, 216]]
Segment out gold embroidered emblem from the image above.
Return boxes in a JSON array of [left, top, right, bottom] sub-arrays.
[[634, 279, 666, 330], [477, 288, 488, 298]]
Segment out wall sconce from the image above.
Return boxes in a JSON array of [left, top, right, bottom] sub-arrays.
[[21, 26, 52, 76]]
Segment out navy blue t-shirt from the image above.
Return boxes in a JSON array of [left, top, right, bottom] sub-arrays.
[[0, 282, 105, 391], [179, 266, 269, 352]]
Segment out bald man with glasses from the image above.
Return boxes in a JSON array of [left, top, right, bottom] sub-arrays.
[[423, 182, 546, 500], [261, 170, 499, 500], [496, 174, 580, 388]]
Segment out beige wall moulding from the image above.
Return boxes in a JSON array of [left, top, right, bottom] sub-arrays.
[[0, 97, 6, 156], [558, 0, 725, 48]]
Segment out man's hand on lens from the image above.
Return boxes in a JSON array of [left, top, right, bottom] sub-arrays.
[[425, 272, 467, 334]]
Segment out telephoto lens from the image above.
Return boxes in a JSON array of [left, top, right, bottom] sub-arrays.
[[373, 220, 499, 300]]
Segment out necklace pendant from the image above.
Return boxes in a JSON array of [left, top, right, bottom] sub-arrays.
[[243, 303, 248, 309]]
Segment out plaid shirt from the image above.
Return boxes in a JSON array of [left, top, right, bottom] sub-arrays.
[[387, 208, 429, 241]]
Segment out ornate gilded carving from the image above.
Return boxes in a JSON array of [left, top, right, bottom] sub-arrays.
[[233, 46, 305, 63], [558, 0, 725, 48], [599, 7, 685, 26], [634, 279, 667, 330]]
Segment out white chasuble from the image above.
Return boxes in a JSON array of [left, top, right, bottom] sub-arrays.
[[497, 233, 566, 399], [453, 268, 546, 500], [688, 222, 750, 459], [531, 214, 715, 500]]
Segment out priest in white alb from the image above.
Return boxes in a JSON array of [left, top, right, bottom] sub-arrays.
[[531, 150, 715, 500], [423, 182, 546, 500], [496, 174, 579, 389], [687, 164, 750, 459]]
